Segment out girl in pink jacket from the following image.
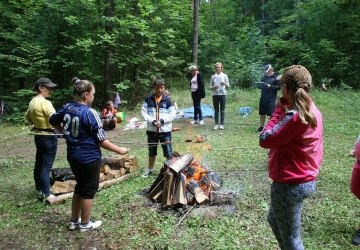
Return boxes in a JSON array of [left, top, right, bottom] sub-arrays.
[[260, 65, 323, 250], [350, 135, 360, 245]]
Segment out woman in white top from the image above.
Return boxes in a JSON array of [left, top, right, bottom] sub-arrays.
[[210, 62, 230, 130]]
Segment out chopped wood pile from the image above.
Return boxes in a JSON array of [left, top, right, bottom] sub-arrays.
[[48, 154, 138, 205], [147, 153, 233, 208]]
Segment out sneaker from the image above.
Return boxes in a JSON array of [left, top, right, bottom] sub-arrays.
[[199, 120, 204, 125], [190, 120, 198, 124], [45, 194, 56, 203], [257, 127, 264, 132], [353, 228, 360, 246], [219, 125, 224, 130], [69, 218, 81, 231], [142, 169, 153, 178], [213, 124, 219, 130], [79, 219, 102, 232]]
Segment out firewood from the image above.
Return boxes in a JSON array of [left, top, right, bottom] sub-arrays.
[[46, 192, 74, 205], [120, 168, 126, 176], [102, 156, 126, 169], [50, 180, 76, 194], [100, 164, 111, 174], [165, 153, 194, 173], [98, 172, 137, 190], [109, 169, 122, 178], [209, 191, 236, 206], [188, 180, 209, 204], [173, 173, 187, 205], [105, 171, 115, 181], [149, 177, 164, 201], [127, 156, 138, 173], [162, 170, 175, 206], [99, 173, 106, 182]]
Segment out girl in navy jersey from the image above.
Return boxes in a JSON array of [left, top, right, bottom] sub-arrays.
[[50, 77, 129, 232]]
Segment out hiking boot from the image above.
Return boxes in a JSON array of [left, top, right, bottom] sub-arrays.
[[190, 120, 198, 124], [213, 124, 219, 130], [257, 127, 263, 132], [68, 218, 81, 231], [142, 169, 153, 178], [219, 125, 224, 130], [199, 120, 204, 125], [79, 219, 102, 232]]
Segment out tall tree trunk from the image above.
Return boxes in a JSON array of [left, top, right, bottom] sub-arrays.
[[192, 0, 200, 65], [103, 0, 115, 102], [261, 0, 266, 35]]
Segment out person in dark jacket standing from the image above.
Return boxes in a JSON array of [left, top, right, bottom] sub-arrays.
[[189, 65, 205, 125], [257, 64, 280, 132]]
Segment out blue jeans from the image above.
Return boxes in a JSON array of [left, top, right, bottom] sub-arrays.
[[191, 92, 202, 121], [267, 181, 316, 250], [213, 95, 226, 125], [34, 135, 58, 197]]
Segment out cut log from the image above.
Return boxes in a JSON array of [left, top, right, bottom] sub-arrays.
[[127, 155, 138, 173], [188, 180, 209, 204], [149, 177, 164, 202], [105, 171, 115, 181], [162, 170, 175, 206], [100, 164, 111, 174], [209, 191, 236, 206], [46, 192, 73, 205], [98, 172, 137, 190], [99, 173, 106, 182], [164, 153, 194, 173], [173, 173, 187, 205], [50, 180, 76, 194]]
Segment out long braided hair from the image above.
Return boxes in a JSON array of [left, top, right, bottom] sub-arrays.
[[281, 65, 317, 128]]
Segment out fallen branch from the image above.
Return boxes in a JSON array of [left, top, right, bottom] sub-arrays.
[[174, 206, 195, 230]]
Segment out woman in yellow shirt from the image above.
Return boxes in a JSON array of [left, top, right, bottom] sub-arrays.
[[26, 77, 58, 203]]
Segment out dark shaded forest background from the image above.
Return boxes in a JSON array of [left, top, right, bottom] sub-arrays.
[[0, 0, 359, 119]]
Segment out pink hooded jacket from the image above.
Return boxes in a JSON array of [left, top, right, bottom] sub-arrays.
[[259, 102, 323, 184]]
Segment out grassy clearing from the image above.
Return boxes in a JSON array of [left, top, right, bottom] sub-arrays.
[[0, 88, 359, 249]]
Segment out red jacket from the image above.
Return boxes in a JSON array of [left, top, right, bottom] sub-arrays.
[[259, 102, 323, 184]]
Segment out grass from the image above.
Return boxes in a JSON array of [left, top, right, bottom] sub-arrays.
[[0, 87, 360, 249]]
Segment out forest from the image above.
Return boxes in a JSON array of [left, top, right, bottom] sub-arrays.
[[0, 0, 360, 115]]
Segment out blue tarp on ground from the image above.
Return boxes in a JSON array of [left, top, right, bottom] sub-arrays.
[[177, 104, 214, 119]]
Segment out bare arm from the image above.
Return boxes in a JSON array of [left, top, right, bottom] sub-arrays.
[[99, 139, 129, 155]]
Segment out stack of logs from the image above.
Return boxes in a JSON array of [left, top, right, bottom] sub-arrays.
[[100, 154, 138, 182], [48, 154, 138, 204], [148, 153, 234, 208]]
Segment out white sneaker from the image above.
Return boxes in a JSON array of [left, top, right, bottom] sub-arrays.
[[68, 218, 81, 230], [79, 219, 102, 232], [219, 125, 224, 130], [190, 120, 198, 124], [199, 120, 204, 125], [142, 169, 153, 178], [213, 124, 219, 130]]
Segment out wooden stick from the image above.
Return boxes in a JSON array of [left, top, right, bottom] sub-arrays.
[[174, 206, 195, 230], [29, 132, 64, 136]]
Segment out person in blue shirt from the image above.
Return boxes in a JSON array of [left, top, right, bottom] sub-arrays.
[[50, 77, 129, 232], [141, 78, 176, 177], [257, 64, 280, 132]]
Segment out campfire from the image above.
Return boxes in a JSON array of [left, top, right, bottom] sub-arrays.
[[147, 153, 235, 209]]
